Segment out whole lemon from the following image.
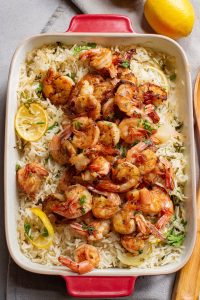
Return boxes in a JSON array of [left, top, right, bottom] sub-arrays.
[[144, 0, 195, 39]]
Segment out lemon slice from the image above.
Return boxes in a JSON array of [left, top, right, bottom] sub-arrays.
[[15, 103, 48, 142], [143, 66, 169, 92], [26, 208, 54, 249]]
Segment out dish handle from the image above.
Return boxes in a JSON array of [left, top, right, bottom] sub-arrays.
[[63, 276, 136, 298], [66, 14, 135, 33]]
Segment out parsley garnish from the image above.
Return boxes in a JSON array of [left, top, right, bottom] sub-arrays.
[[41, 227, 49, 237], [138, 250, 143, 254], [73, 121, 82, 130], [73, 43, 96, 54], [82, 224, 95, 234], [166, 228, 185, 247], [35, 83, 43, 96], [24, 223, 32, 240], [81, 207, 86, 214], [35, 122, 45, 125], [170, 73, 176, 81], [120, 60, 130, 68], [116, 144, 127, 158], [16, 163, 21, 171], [47, 122, 59, 131], [67, 72, 76, 82], [79, 195, 86, 206], [143, 120, 154, 133]]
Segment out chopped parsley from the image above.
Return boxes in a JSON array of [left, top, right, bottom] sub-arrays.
[[35, 83, 43, 96], [73, 121, 82, 130], [143, 119, 154, 133], [116, 144, 127, 158], [170, 73, 176, 81], [175, 121, 183, 132], [82, 224, 95, 234], [35, 122, 45, 125], [79, 195, 86, 206], [41, 227, 49, 237], [138, 250, 143, 254], [47, 122, 59, 131], [166, 228, 185, 247], [130, 140, 140, 147], [73, 42, 96, 54], [67, 72, 76, 82], [24, 223, 32, 239], [15, 163, 21, 171], [81, 207, 86, 214], [120, 60, 130, 68]]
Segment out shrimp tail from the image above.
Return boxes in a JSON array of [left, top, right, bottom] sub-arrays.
[[58, 256, 94, 274]]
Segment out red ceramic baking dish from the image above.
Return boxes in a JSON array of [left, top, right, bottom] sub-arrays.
[[5, 15, 196, 297]]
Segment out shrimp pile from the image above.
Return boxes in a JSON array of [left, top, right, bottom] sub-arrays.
[[16, 44, 187, 274]]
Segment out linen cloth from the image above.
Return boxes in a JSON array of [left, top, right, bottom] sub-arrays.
[[3, 0, 200, 299]]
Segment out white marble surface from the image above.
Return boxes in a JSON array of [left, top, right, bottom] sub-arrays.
[[1, 0, 200, 299]]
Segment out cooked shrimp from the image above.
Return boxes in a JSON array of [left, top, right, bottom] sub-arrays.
[[119, 118, 150, 144], [97, 121, 120, 146], [115, 82, 141, 117], [59, 244, 100, 274], [72, 117, 100, 149], [80, 48, 117, 78], [89, 156, 110, 176], [139, 186, 174, 229], [138, 83, 167, 106], [102, 98, 115, 120], [91, 189, 121, 219], [70, 80, 101, 120], [85, 143, 120, 156], [49, 126, 76, 165], [57, 169, 76, 192], [42, 68, 74, 105], [93, 80, 114, 103], [121, 234, 146, 255], [119, 71, 137, 85], [112, 209, 136, 234], [71, 220, 111, 241], [126, 143, 157, 175], [144, 104, 160, 124], [96, 162, 140, 193], [42, 193, 65, 222], [70, 153, 91, 172], [159, 157, 175, 190], [51, 184, 92, 218], [17, 163, 48, 196], [143, 157, 174, 190]]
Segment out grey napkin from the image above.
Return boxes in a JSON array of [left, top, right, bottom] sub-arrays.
[[5, 0, 200, 299]]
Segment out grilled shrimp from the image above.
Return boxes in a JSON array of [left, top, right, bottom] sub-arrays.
[[93, 80, 114, 103], [121, 234, 146, 255], [70, 153, 91, 172], [58, 169, 74, 192], [112, 209, 136, 234], [51, 184, 92, 219], [89, 156, 111, 176], [119, 71, 137, 85], [42, 193, 65, 222], [115, 82, 141, 117], [119, 118, 150, 144], [96, 162, 140, 193], [70, 80, 101, 120], [80, 48, 117, 78], [102, 98, 115, 120], [72, 117, 100, 149], [86, 143, 120, 156], [136, 186, 174, 229], [143, 157, 174, 190], [42, 68, 74, 105], [138, 83, 167, 106], [97, 121, 120, 146], [71, 220, 111, 241], [17, 163, 48, 197], [59, 244, 100, 274], [49, 126, 76, 165], [126, 142, 157, 175], [90, 188, 121, 219]]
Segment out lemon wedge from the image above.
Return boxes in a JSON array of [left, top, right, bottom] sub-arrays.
[[15, 103, 48, 142], [26, 207, 54, 249]]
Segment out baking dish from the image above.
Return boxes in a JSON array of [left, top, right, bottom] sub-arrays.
[[4, 14, 196, 297]]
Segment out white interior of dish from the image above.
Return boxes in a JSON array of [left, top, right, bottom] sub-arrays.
[[5, 33, 196, 276]]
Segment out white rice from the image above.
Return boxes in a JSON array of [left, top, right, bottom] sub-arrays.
[[16, 43, 187, 269]]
